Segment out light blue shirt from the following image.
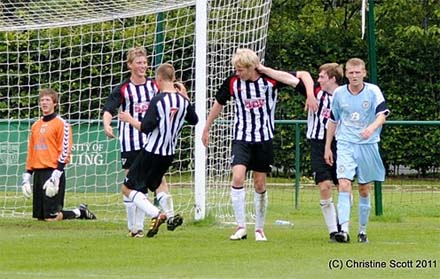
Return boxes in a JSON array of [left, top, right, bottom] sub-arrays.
[[330, 82, 390, 144]]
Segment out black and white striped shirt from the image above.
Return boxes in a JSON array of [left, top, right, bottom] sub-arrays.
[[306, 88, 333, 140], [216, 74, 293, 143], [141, 92, 198, 156], [103, 78, 159, 152]]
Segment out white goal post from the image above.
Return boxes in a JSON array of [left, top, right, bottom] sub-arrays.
[[0, 0, 272, 223]]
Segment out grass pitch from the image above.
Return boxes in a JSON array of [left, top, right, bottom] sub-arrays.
[[0, 187, 439, 279]]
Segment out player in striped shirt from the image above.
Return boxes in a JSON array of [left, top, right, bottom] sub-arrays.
[[324, 58, 390, 243], [202, 48, 316, 241], [21, 88, 96, 221], [102, 47, 166, 237], [306, 63, 344, 242], [119, 63, 198, 237]]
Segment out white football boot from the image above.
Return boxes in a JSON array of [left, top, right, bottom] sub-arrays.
[[255, 229, 267, 241], [230, 227, 247, 240]]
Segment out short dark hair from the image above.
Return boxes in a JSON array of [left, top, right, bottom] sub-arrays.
[[39, 88, 59, 105]]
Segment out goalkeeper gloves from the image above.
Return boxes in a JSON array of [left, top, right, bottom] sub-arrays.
[[43, 169, 63, 198], [21, 173, 32, 199]]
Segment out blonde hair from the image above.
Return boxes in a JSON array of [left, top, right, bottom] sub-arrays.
[[345, 58, 366, 70], [39, 88, 59, 105], [126, 47, 147, 64], [231, 48, 259, 69], [319, 63, 344, 85], [156, 63, 176, 82]]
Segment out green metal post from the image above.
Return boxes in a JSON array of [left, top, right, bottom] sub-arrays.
[[367, 0, 377, 84], [367, 0, 383, 216], [295, 123, 301, 209]]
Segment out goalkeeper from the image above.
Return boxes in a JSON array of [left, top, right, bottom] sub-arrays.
[[21, 88, 96, 221]]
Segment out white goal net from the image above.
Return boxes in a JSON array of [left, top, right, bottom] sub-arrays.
[[0, 0, 272, 223]]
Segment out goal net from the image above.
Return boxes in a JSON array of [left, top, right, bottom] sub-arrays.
[[0, 0, 272, 223]]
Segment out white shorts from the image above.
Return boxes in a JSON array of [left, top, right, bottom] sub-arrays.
[[336, 141, 385, 184]]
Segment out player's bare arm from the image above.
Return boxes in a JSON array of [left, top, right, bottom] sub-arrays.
[[174, 81, 190, 100], [102, 111, 115, 138], [296, 71, 318, 112], [202, 101, 224, 147], [257, 65, 318, 112], [360, 113, 386, 139], [119, 111, 141, 131], [324, 121, 337, 166], [256, 64, 300, 87]]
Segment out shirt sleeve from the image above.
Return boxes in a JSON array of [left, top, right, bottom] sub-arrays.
[[329, 90, 340, 122], [56, 120, 72, 170], [294, 79, 306, 96], [215, 75, 234, 106], [371, 84, 390, 117], [185, 103, 199, 125], [102, 83, 123, 115]]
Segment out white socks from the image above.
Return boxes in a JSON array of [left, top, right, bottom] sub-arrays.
[[123, 195, 135, 231], [254, 191, 267, 231], [124, 195, 146, 232], [320, 198, 338, 233], [156, 191, 174, 219], [73, 208, 81, 218], [128, 190, 159, 218], [231, 187, 268, 231], [231, 187, 246, 228]]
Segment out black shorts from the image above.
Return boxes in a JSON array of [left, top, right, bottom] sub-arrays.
[[32, 169, 66, 220], [124, 149, 173, 193], [310, 139, 338, 185], [231, 140, 274, 173], [121, 150, 141, 169]]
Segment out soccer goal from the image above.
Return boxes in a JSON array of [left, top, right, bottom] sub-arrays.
[[0, 0, 272, 223]]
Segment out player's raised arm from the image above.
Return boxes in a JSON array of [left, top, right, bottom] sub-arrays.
[[256, 64, 299, 87], [174, 81, 189, 100], [257, 65, 318, 112]]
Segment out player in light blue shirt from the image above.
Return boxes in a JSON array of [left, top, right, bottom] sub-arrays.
[[324, 58, 390, 243]]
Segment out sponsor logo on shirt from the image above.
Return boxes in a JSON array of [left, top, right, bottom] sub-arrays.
[[134, 102, 150, 113], [322, 107, 331, 119], [244, 98, 265, 110]]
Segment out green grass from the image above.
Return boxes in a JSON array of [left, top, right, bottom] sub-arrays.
[[1, 187, 439, 279]]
